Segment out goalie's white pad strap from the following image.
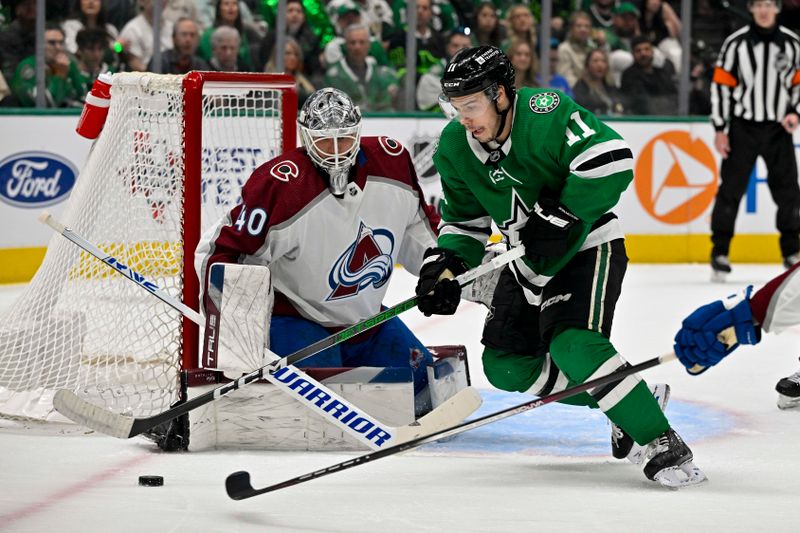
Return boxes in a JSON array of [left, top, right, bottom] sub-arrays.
[[204, 263, 273, 379]]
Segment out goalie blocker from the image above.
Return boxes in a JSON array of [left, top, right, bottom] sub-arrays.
[[145, 264, 472, 451]]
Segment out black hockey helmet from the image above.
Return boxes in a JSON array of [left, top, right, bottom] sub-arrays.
[[440, 45, 516, 102]]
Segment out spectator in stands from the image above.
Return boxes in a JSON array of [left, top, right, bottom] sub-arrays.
[[149, 17, 209, 73], [604, 2, 640, 85], [199, 0, 263, 72], [539, 39, 575, 97], [416, 28, 470, 111], [470, 2, 505, 48], [197, 0, 260, 30], [11, 25, 82, 107], [573, 48, 625, 115], [0, 71, 12, 106], [117, 0, 173, 72], [620, 35, 677, 115], [74, 27, 115, 98], [391, 0, 459, 37], [324, 23, 399, 111], [386, 0, 446, 74], [62, 0, 119, 55], [323, 3, 390, 68], [162, 0, 200, 27], [264, 37, 316, 107], [329, 0, 394, 41], [258, 0, 322, 75], [508, 40, 538, 88], [640, 0, 682, 74], [103, 0, 137, 32], [557, 10, 596, 88], [587, 0, 614, 31], [208, 25, 242, 71], [0, 0, 37, 83], [502, 5, 538, 56]]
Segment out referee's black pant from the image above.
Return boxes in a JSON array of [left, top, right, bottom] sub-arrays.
[[711, 118, 800, 258]]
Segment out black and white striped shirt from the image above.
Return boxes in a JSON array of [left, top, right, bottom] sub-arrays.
[[710, 24, 800, 130]]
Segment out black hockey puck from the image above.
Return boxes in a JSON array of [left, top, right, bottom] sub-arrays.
[[138, 475, 164, 487]]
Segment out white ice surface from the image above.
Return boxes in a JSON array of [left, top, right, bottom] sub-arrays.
[[1, 264, 799, 533]]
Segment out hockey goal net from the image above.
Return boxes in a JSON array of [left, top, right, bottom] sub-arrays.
[[0, 72, 297, 425]]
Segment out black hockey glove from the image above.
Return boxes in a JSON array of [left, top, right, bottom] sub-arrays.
[[415, 247, 468, 316], [520, 197, 580, 261]]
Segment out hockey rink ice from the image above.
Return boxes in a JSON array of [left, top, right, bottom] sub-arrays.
[[1, 263, 798, 532]]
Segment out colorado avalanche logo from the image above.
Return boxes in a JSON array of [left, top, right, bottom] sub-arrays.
[[269, 160, 299, 182], [378, 137, 405, 156], [327, 222, 395, 300]]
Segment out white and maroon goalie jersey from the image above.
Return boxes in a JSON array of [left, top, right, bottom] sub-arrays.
[[195, 136, 438, 328]]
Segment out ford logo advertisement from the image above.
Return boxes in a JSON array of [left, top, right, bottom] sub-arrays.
[[0, 151, 77, 208]]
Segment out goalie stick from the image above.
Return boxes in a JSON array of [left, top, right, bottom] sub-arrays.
[[40, 213, 521, 443], [225, 351, 681, 499]]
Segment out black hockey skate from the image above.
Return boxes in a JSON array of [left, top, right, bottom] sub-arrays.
[[141, 412, 190, 451], [776, 361, 800, 409], [642, 428, 707, 489], [611, 383, 669, 464], [710, 254, 731, 283]]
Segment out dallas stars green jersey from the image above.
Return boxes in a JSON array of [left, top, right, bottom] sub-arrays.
[[433, 87, 634, 280]]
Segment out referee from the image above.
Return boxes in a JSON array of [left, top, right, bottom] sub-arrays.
[[709, 0, 800, 281]]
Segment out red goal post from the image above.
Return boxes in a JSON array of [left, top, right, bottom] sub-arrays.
[[181, 72, 297, 373], [0, 71, 297, 424]]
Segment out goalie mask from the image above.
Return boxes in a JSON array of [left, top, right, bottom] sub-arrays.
[[298, 88, 363, 196]]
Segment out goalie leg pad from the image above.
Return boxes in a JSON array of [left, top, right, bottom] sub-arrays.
[[203, 263, 274, 379]]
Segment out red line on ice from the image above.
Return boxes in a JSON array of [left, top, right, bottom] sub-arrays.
[[0, 453, 153, 529]]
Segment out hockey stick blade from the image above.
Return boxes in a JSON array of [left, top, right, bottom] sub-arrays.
[[41, 212, 515, 437], [55, 380, 482, 444], [225, 352, 678, 500]]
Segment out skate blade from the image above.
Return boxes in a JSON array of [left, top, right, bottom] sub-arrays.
[[777, 394, 800, 410], [627, 384, 671, 465], [710, 270, 729, 283], [653, 461, 708, 489]]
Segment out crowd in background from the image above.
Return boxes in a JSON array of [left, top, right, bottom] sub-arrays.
[[0, 0, 782, 113]]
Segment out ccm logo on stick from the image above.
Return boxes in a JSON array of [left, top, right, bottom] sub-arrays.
[[271, 366, 393, 447]]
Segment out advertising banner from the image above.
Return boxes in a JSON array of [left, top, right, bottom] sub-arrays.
[[0, 113, 792, 281]]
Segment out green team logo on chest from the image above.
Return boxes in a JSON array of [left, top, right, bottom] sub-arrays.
[[529, 92, 560, 114]]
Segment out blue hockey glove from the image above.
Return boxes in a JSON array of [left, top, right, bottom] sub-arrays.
[[415, 248, 468, 316], [673, 286, 761, 374], [520, 197, 580, 261]]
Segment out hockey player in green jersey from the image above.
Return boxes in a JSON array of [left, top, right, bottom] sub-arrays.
[[415, 45, 706, 488]]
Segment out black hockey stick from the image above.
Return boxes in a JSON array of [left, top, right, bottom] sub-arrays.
[[40, 212, 522, 439], [225, 351, 678, 500]]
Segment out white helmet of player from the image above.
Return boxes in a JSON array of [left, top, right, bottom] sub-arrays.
[[297, 88, 362, 196]]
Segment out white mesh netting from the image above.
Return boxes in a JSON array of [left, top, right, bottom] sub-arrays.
[[0, 72, 290, 425]]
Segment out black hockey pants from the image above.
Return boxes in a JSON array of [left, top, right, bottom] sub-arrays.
[[711, 118, 800, 257]]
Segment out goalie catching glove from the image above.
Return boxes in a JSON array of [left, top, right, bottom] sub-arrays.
[[415, 247, 468, 316], [673, 285, 761, 374], [520, 197, 580, 261]]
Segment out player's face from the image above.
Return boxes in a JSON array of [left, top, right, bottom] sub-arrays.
[[448, 91, 499, 142], [750, 0, 779, 28], [314, 137, 355, 155]]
